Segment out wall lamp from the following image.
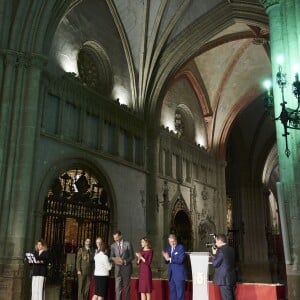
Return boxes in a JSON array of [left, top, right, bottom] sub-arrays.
[[156, 180, 169, 211], [264, 56, 300, 157]]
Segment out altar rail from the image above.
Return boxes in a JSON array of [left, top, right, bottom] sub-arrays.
[[88, 278, 286, 300]]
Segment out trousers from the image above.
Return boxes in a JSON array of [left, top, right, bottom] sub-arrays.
[[31, 276, 46, 300]]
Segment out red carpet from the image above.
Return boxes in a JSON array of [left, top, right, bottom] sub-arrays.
[[88, 278, 285, 300]]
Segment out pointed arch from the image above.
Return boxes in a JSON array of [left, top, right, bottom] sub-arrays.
[[37, 157, 116, 221], [174, 70, 212, 118]]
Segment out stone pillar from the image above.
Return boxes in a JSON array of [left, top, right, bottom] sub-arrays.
[[177, 155, 183, 182], [145, 128, 160, 254], [239, 184, 271, 282], [114, 126, 120, 156], [214, 161, 227, 231], [261, 0, 300, 298], [98, 117, 104, 151], [0, 50, 47, 299]]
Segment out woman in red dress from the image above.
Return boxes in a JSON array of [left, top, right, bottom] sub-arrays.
[[136, 237, 153, 300]]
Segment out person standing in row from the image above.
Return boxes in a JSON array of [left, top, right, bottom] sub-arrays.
[[136, 237, 153, 300], [110, 230, 134, 300], [31, 239, 49, 300], [76, 238, 93, 300], [211, 233, 236, 300], [162, 234, 186, 300], [92, 237, 112, 300]]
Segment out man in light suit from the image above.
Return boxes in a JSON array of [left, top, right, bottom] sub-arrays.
[[212, 234, 236, 300], [162, 234, 187, 300], [110, 230, 134, 300]]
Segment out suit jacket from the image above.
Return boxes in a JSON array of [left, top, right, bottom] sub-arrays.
[[164, 243, 186, 281], [212, 244, 236, 286], [32, 250, 49, 276], [76, 247, 93, 275], [110, 239, 134, 276]]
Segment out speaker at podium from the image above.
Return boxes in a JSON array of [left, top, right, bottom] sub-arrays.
[[187, 252, 210, 300]]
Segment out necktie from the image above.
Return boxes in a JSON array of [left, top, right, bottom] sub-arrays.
[[171, 247, 174, 255], [118, 242, 122, 255]]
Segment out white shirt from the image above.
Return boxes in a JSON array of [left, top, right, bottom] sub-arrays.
[[94, 251, 112, 276]]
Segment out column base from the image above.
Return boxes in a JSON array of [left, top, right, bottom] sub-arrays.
[[0, 259, 28, 300], [287, 273, 300, 300], [237, 262, 271, 283]]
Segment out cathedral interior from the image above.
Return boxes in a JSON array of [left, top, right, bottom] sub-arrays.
[[0, 0, 299, 299]]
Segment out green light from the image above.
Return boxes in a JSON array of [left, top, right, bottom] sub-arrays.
[[277, 55, 284, 65], [263, 79, 272, 90]]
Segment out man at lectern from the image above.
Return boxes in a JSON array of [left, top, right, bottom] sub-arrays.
[[162, 234, 186, 300], [211, 234, 236, 300]]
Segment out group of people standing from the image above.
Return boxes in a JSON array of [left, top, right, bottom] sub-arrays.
[[29, 232, 236, 300], [75, 230, 152, 300]]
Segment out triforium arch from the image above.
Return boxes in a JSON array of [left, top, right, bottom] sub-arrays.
[[37, 159, 115, 281], [169, 193, 193, 279], [170, 192, 192, 252]]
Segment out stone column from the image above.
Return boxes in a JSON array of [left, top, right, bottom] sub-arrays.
[[98, 117, 104, 151], [239, 184, 271, 282], [146, 129, 160, 234], [261, 1, 300, 298], [214, 161, 227, 231], [0, 50, 47, 299]]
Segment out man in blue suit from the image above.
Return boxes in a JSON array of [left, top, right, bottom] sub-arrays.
[[212, 234, 236, 300], [162, 234, 186, 300]]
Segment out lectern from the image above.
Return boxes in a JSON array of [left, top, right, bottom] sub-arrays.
[[188, 252, 210, 300]]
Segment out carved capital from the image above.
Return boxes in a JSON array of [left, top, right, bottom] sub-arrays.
[[0, 49, 47, 69], [260, 0, 280, 10], [2, 51, 17, 66]]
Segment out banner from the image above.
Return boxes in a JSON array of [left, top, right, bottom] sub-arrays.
[[188, 252, 210, 300]]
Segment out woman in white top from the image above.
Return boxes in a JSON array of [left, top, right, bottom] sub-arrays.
[[92, 237, 112, 300]]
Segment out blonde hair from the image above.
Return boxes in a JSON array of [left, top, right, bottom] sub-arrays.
[[35, 239, 48, 251]]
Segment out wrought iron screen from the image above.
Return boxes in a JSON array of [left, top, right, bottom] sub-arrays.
[[42, 169, 110, 282]]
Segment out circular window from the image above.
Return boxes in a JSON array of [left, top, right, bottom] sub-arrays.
[[77, 41, 113, 95], [174, 104, 195, 141]]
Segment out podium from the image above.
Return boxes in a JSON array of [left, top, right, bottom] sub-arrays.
[[188, 252, 210, 300]]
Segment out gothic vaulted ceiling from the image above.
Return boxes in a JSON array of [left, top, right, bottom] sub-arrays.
[[47, 0, 275, 175]]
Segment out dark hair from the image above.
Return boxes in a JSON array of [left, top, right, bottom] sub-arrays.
[[215, 234, 227, 243], [141, 237, 152, 249], [112, 230, 122, 236], [100, 242, 108, 252]]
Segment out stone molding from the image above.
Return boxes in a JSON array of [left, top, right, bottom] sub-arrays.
[[260, 0, 280, 10], [159, 126, 211, 164], [0, 49, 47, 69], [44, 72, 144, 136]]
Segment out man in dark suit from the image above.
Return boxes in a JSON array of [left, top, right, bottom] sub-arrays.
[[212, 233, 236, 300], [110, 230, 134, 300], [76, 238, 93, 300], [162, 234, 186, 300]]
